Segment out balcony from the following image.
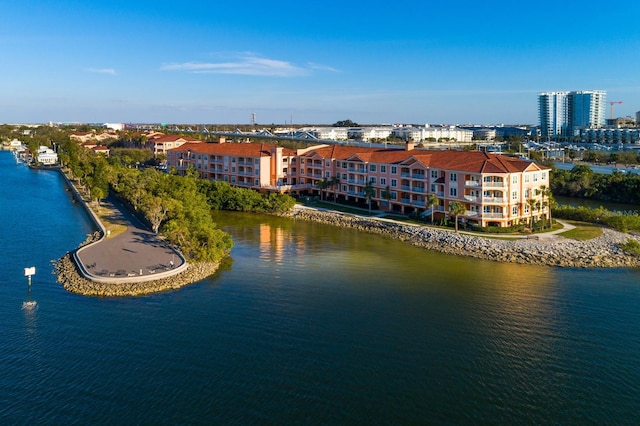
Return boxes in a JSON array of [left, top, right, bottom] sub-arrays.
[[483, 181, 506, 188], [465, 180, 481, 187], [482, 212, 505, 219], [411, 187, 426, 193], [483, 197, 505, 204]]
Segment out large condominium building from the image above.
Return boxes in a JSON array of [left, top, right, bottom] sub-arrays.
[[538, 90, 606, 138], [167, 141, 550, 228]]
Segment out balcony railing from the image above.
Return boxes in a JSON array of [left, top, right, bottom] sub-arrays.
[[481, 212, 505, 219], [465, 180, 481, 187], [483, 197, 505, 203], [483, 181, 506, 188]]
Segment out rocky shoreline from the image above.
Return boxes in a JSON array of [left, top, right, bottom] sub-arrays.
[[54, 251, 219, 297], [284, 207, 640, 268]]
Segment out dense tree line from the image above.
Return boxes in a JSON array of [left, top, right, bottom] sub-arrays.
[[551, 165, 640, 205]]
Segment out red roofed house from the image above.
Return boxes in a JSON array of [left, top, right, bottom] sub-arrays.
[[167, 140, 550, 228], [149, 134, 201, 156], [92, 145, 110, 157], [70, 132, 94, 143]]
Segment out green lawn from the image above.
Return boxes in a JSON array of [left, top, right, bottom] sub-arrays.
[[558, 221, 603, 240]]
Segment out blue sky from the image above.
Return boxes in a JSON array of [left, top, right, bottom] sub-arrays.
[[2, 0, 639, 125]]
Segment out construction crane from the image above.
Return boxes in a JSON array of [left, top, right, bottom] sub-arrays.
[[609, 101, 623, 119]]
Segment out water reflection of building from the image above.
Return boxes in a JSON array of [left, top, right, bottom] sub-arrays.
[[258, 223, 306, 263]]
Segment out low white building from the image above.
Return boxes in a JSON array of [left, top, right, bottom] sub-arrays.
[[37, 146, 58, 165]]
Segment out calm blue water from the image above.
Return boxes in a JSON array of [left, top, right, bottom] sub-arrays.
[[1, 150, 640, 424]]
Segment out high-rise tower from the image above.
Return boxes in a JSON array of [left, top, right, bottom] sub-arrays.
[[538, 91, 569, 139], [538, 90, 606, 139]]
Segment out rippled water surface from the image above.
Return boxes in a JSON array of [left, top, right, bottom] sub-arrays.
[[1, 150, 639, 424]]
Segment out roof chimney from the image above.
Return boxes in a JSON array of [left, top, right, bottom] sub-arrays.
[[405, 140, 415, 151], [218, 136, 226, 144]]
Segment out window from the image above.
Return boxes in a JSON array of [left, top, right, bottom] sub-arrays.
[[512, 206, 518, 216], [450, 172, 457, 182], [232, 157, 236, 163], [533, 173, 538, 182], [431, 184, 436, 192], [525, 189, 530, 198], [450, 188, 457, 197], [431, 170, 438, 179], [342, 173, 347, 180], [524, 204, 530, 214], [541, 172, 547, 180], [380, 177, 386, 186], [326, 160, 331, 167], [325, 171, 330, 178], [369, 164, 377, 172], [254, 179, 259, 186], [512, 191, 517, 200], [391, 166, 397, 174], [391, 179, 397, 188], [391, 191, 397, 200], [525, 174, 530, 183], [483, 206, 491, 213], [381, 165, 387, 173], [369, 177, 376, 184], [512, 175, 518, 184], [255, 159, 259, 164], [342, 162, 347, 168]]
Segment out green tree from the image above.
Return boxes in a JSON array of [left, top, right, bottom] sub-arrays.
[[363, 180, 375, 214], [449, 201, 466, 233], [381, 185, 393, 212], [316, 177, 329, 201], [526, 198, 540, 228], [425, 193, 439, 224], [536, 185, 552, 229], [329, 175, 341, 202]]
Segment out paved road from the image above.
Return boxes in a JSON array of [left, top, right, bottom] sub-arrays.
[[77, 195, 185, 280]]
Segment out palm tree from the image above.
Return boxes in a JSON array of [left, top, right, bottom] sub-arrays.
[[536, 185, 552, 229], [381, 185, 393, 212], [329, 175, 341, 202], [316, 177, 329, 201], [526, 198, 539, 229], [449, 201, 466, 233], [425, 193, 439, 224], [363, 180, 375, 214]]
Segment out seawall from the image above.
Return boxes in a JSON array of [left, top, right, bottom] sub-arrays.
[[285, 207, 640, 268]]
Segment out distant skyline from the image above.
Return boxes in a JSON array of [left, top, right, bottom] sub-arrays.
[[2, 1, 640, 125]]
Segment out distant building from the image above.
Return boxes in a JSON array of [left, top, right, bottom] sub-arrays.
[[103, 123, 125, 131], [36, 146, 58, 165], [147, 134, 201, 156], [538, 90, 606, 139]]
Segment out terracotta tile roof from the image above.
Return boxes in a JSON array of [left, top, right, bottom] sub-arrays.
[[151, 135, 201, 143], [169, 142, 296, 157], [302, 145, 547, 174], [171, 142, 548, 174]]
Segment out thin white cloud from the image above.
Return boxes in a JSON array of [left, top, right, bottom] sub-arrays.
[[307, 62, 340, 73], [85, 68, 117, 75], [161, 54, 329, 77]]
